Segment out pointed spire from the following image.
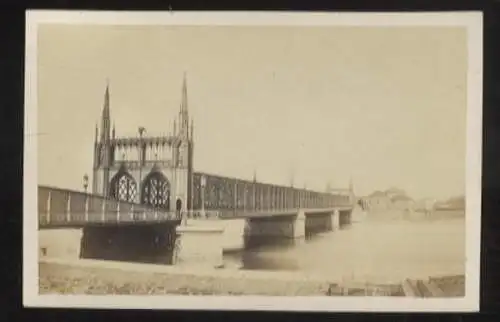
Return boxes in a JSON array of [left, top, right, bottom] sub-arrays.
[[112, 122, 116, 139], [181, 72, 188, 113], [190, 119, 194, 140], [179, 72, 189, 138], [253, 169, 257, 182], [94, 123, 99, 143], [100, 80, 111, 142], [173, 119, 177, 136], [103, 81, 110, 119]]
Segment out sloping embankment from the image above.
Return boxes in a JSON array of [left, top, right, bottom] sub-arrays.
[[39, 260, 330, 296], [402, 275, 465, 297], [38, 259, 463, 297]]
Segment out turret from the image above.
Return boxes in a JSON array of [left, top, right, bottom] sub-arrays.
[[100, 81, 111, 143], [178, 72, 189, 139]]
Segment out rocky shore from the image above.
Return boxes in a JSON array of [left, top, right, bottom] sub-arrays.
[[38, 259, 464, 297], [39, 261, 330, 296]]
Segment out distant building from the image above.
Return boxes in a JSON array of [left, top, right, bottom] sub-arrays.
[[385, 187, 407, 200], [390, 194, 415, 211], [435, 196, 465, 211], [363, 187, 415, 212], [364, 190, 391, 211], [414, 198, 436, 212]]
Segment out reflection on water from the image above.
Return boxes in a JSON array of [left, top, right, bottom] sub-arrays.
[[224, 212, 466, 282]]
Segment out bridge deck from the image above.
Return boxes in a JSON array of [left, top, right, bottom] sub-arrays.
[[38, 185, 354, 228], [217, 207, 353, 219], [38, 210, 182, 229], [39, 206, 354, 228]]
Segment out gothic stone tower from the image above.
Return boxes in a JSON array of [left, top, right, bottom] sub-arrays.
[[92, 75, 194, 212]]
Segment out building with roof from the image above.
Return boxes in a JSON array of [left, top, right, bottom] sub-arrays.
[[390, 194, 415, 212], [364, 190, 391, 211], [362, 188, 415, 212]]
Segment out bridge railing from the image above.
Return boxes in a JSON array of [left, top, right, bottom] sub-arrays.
[[38, 186, 182, 227], [183, 210, 221, 219], [192, 172, 355, 212], [38, 185, 355, 227]]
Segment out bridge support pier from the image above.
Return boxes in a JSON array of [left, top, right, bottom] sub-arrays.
[[175, 225, 224, 268], [295, 211, 306, 238], [332, 209, 340, 230], [79, 223, 179, 264], [243, 213, 305, 249], [78, 222, 224, 268], [339, 209, 352, 227], [304, 210, 338, 236]]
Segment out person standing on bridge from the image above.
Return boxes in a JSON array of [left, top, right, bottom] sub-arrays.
[[176, 198, 185, 225]]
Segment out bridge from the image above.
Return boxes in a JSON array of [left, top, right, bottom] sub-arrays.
[[39, 170, 353, 228], [38, 180, 354, 265], [38, 75, 356, 267]]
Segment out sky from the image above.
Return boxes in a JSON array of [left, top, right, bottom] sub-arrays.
[[36, 25, 467, 201]]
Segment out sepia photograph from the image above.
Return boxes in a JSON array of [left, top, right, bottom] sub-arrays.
[[23, 11, 482, 311]]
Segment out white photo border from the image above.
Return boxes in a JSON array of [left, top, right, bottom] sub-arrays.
[[23, 10, 483, 312]]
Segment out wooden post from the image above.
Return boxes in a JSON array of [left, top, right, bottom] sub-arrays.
[[130, 204, 134, 221], [234, 181, 238, 214], [276, 187, 279, 210], [101, 199, 106, 222], [200, 175, 206, 218], [84, 195, 89, 222], [259, 187, 266, 209], [268, 186, 272, 211], [66, 193, 71, 222], [279, 188, 282, 210], [274, 187, 277, 210], [116, 201, 121, 222], [242, 183, 246, 212], [46, 191, 51, 224], [253, 183, 256, 211], [154, 207, 158, 220]]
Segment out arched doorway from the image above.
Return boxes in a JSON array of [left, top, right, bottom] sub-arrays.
[[141, 171, 170, 209], [109, 170, 138, 203]]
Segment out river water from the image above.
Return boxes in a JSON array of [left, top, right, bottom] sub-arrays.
[[38, 208, 466, 285], [224, 210, 466, 284]]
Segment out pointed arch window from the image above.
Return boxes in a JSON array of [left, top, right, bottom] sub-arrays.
[[110, 171, 137, 203], [141, 171, 170, 209]]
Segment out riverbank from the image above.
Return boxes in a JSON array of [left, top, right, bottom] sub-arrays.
[[39, 259, 331, 296], [39, 258, 464, 297], [365, 209, 465, 222]]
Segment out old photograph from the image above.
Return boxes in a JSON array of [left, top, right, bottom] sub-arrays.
[[23, 11, 482, 311]]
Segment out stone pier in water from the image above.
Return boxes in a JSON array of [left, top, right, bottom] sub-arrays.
[[39, 208, 353, 269]]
